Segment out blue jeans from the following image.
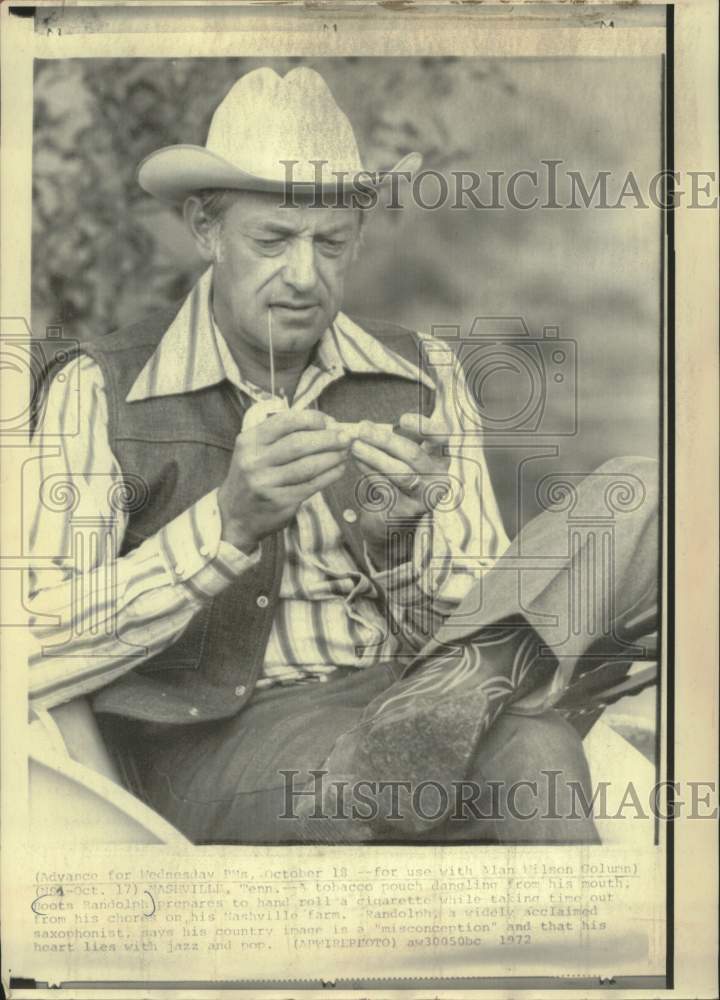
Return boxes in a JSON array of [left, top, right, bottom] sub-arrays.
[[112, 666, 597, 844]]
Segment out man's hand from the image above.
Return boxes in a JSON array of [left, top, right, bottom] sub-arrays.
[[350, 412, 452, 566], [218, 410, 350, 553]]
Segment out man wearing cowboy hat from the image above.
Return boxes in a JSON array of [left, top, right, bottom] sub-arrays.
[[29, 67, 658, 843]]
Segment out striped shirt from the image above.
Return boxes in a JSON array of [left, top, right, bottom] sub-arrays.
[[27, 267, 509, 711]]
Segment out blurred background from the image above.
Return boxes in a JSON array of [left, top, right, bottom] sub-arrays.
[[31, 55, 662, 532]]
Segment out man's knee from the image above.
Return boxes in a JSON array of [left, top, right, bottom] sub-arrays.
[[484, 711, 591, 788], [459, 711, 597, 842]]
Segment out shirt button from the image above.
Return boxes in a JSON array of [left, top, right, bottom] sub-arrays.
[[234, 685, 246, 697], [175, 564, 184, 576], [342, 508, 358, 524], [189, 707, 199, 717], [199, 545, 209, 557], [256, 594, 269, 608]]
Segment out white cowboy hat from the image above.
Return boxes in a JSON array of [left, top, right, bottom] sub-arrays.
[[137, 66, 422, 205]]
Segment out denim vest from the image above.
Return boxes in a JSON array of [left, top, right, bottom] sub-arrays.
[[44, 305, 435, 724]]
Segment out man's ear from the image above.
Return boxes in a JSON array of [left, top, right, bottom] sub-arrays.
[[184, 196, 219, 263]]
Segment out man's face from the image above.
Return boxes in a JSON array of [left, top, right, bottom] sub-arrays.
[[210, 191, 361, 358]]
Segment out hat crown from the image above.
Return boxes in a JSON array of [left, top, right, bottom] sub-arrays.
[[136, 66, 422, 204], [205, 67, 364, 182]]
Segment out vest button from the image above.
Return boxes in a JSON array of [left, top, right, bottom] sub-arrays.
[[256, 594, 269, 608], [234, 685, 246, 697], [342, 508, 358, 524], [189, 707, 199, 717]]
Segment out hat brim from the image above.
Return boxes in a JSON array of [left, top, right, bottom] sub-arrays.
[[137, 145, 423, 206]]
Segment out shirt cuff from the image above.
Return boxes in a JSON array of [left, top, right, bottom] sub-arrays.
[[157, 488, 260, 593]]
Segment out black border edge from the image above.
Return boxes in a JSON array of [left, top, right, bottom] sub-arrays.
[[664, 1, 676, 992]]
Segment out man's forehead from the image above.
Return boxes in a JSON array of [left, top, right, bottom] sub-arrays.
[[226, 190, 360, 232]]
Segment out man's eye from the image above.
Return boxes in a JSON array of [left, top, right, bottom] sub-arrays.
[[318, 239, 347, 255], [254, 238, 286, 252]]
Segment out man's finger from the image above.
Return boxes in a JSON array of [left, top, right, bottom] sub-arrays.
[[289, 460, 348, 503], [351, 427, 447, 475], [396, 412, 451, 451], [354, 458, 452, 505], [268, 449, 348, 485], [351, 439, 416, 478], [253, 408, 329, 445], [267, 428, 350, 466], [354, 422, 436, 471], [361, 470, 425, 498]]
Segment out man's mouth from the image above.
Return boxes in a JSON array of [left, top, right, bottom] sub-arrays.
[[272, 302, 319, 313]]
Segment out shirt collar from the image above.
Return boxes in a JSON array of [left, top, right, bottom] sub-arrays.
[[126, 266, 434, 402]]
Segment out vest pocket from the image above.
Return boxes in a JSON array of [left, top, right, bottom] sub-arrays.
[[138, 603, 212, 674]]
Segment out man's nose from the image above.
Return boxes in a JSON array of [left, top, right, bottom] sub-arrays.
[[283, 238, 318, 293]]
